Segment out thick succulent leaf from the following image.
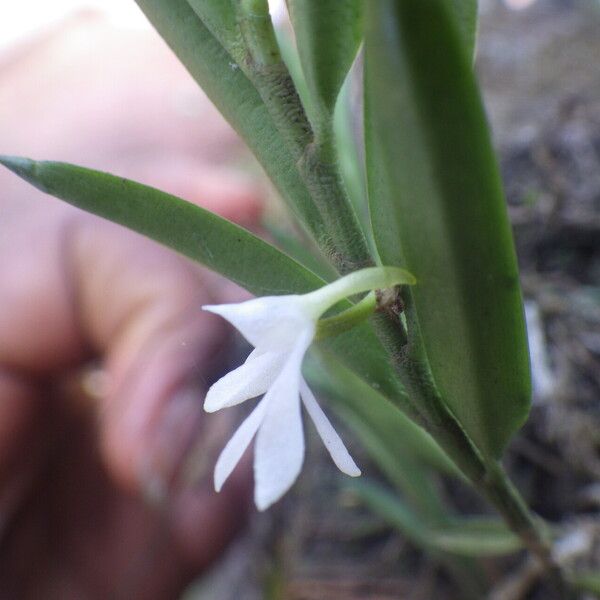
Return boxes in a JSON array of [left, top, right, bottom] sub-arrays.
[[287, 0, 363, 115], [449, 0, 478, 59], [134, 0, 326, 249], [365, 0, 531, 458]]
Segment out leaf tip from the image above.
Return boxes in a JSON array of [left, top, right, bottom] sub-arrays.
[[0, 154, 32, 173], [0, 155, 46, 191]]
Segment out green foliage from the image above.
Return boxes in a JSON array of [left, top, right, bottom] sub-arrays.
[[263, 219, 337, 282], [287, 0, 363, 118], [134, 0, 326, 252], [185, 0, 243, 63], [430, 517, 522, 556], [306, 352, 452, 519], [0, 157, 318, 296], [334, 72, 373, 250], [364, 0, 531, 458], [171, 0, 371, 274], [449, 0, 479, 59], [349, 479, 434, 547], [309, 352, 457, 478], [571, 572, 600, 596], [351, 480, 522, 557]]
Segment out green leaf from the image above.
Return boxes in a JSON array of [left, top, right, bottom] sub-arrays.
[[287, 0, 363, 116], [306, 352, 453, 521], [308, 351, 458, 477], [352, 480, 521, 557], [184, 1, 244, 63], [430, 517, 522, 556], [0, 156, 319, 296], [349, 479, 431, 546], [365, 0, 531, 458], [134, 0, 326, 252], [571, 572, 600, 596], [140, 0, 372, 278], [273, 13, 316, 129], [263, 219, 337, 282], [322, 324, 415, 413], [334, 70, 374, 252], [449, 0, 478, 59]]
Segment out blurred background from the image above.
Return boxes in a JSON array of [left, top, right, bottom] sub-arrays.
[[1, 0, 600, 599]]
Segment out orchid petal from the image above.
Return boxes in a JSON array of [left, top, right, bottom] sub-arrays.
[[204, 350, 284, 413], [214, 396, 270, 492], [300, 380, 361, 477], [253, 333, 312, 511], [203, 297, 314, 350]]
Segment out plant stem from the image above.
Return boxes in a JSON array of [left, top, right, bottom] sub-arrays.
[[373, 294, 571, 593], [481, 462, 552, 564], [298, 144, 371, 273], [481, 464, 574, 598], [235, 0, 372, 273]]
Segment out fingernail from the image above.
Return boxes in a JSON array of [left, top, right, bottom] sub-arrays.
[[138, 386, 204, 507]]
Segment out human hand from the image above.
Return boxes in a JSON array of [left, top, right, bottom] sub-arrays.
[[0, 195, 256, 600], [0, 15, 262, 599]]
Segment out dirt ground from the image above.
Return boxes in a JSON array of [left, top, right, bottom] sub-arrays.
[[186, 2, 600, 599]]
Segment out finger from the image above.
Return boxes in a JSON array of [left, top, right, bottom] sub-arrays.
[[65, 215, 224, 490], [0, 203, 86, 517], [73, 216, 254, 569], [0, 155, 262, 479], [171, 453, 252, 571], [0, 372, 47, 534], [0, 190, 257, 556], [0, 15, 261, 577]]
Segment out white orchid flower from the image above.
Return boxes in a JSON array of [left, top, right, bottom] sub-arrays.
[[203, 267, 415, 510]]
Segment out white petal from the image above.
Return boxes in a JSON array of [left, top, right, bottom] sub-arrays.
[[300, 380, 361, 477], [253, 332, 313, 510], [254, 385, 304, 510], [213, 396, 269, 492], [204, 350, 284, 413], [203, 296, 314, 350]]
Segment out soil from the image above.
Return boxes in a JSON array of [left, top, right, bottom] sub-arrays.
[[186, 2, 600, 599]]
